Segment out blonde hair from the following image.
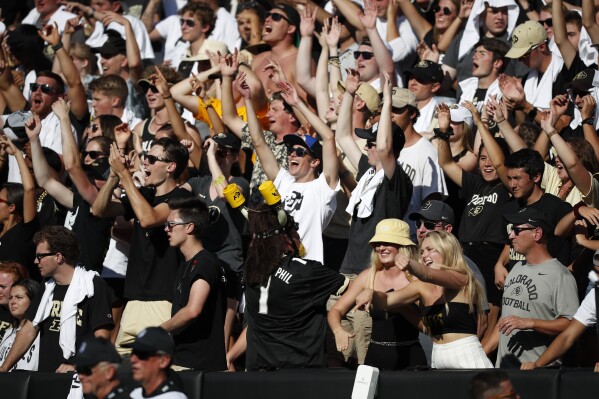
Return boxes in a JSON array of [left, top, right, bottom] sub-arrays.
[[420, 231, 484, 314], [366, 244, 418, 290]]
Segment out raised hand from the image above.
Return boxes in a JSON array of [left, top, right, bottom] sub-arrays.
[[236, 71, 251, 99], [299, 4, 317, 38], [459, 0, 474, 21], [436, 104, 451, 131], [101, 11, 129, 28], [180, 139, 195, 154], [263, 57, 287, 84], [276, 80, 300, 107], [323, 17, 341, 49], [114, 122, 132, 148], [24, 114, 42, 139], [498, 74, 525, 109], [550, 94, 568, 121], [580, 94, 597, 120], [462, 101, 482, 125], [0, 135, 19, 156], [108, 142, 128, 178], [358, 0, 378, 30], [51, 98, 70, 119], [152, 67, 171, 98], [344, 68, 360, 95], [487, 95, 507, 123], [539, 109, 554, 133], [220, 50, 239, 77], [204, 137, 218, 157], [38, 22, 61, 46], [417, 41, 440, 63], [382, 71, 392, 100]]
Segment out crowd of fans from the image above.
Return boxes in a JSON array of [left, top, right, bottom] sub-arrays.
[[0, 0, 598, 393]]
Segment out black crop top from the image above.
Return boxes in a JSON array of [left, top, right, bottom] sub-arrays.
[[422, 302, 477, 336]]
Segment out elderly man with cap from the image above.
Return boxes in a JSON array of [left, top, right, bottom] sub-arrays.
[[70, 337, 128, 399], [406, 60, 443, 133], [391, 87, 447, 240], [500, 20, 586, 120], [483, 207, 579, 368], [124, 327, 187, 399]]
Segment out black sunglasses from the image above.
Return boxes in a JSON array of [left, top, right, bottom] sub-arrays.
[[539, 18, 552, 27], [30, 83, 58, 95], [353, 51, 374, 60], [509, 226, 537, 236], [35, 252, 57, 262], [366, 141, 376, 149], [145, 84, 159, 94], [266, 12, 291, 23], [433, 5, 453, 15], [146, 154, 173, 165], [82, 150, 109, 160], [180, 18, 196, 28], [287, 146, 311, 157], [132, 350, 159, 361], [415, 219, 444, 230]]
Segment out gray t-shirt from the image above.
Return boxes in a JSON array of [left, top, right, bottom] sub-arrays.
[[496, 258, 579, 368]]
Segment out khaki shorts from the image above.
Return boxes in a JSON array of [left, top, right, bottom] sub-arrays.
[[327, 274, 372, 365], [115, 300, 172, 356]]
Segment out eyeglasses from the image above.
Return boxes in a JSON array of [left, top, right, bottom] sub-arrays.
[[353, 51, 375, 60], [165, 220, 190, 230], [88, 123, 99, 133], [82, 150, 109, 160], [416, 219, 445, 230], [132, 350, 160, 361], [365, 141, 376, 149], [180, 18, 196, 28], [266, 12, 291, 24], [287, 146, 312, 157], [30, 83, 58, 95], [432, 5, 453, 15], [539, 18, 552, 27], [35, 252, 57, 262], [146, 154, 173, 165], [509, 225, 537, 236]]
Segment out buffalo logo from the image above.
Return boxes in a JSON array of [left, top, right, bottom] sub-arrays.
[[574, 71, 588, 81], [422, 201, 432, 210], [510, 286, 523, 296], [469, 206, 483, 216], [449, 104, 459, 109], [512, 35, 519, 44], [417, 60, 429, 68]]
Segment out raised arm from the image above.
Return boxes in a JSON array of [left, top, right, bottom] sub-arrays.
[[359, 0, 395, 83], [396, 252, 468, 290], [436, 0, 472, 52], [205, 138, 228, 199], [91, 146, 125, 219], [0, 136, 35, 223], [0, 60, 26, 112], [377, 72, 397, 179], [102, 12, 143, 83], [25, 114, 74, 209], [553, 0, 577, 68], [582, 0, 599, 45], [296, 5, 318, 98], [321, 17, 343, 115], [332, 0, 365, 30], [396, 0, 432, 40], [220, 52, 246, 138], [435, 104, 464, 187], [580, 95, 599, 161], [239, 72, 280, 181], [335, 69, 364, 170]]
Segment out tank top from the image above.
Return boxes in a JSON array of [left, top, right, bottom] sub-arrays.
[[422, 302, 477, 336]]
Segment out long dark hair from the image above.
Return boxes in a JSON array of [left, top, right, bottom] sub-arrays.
[[245, 204, 294, 287]]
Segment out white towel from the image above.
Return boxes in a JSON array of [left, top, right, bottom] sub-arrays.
[[459, 77, 502, 111], [522, 54, 564, 110], [346, 167, 385, 219], [458, 0, 520, 60], [414, 98, 438, 133], [32, 267, 98, 360], [578, 27, 599, 67]]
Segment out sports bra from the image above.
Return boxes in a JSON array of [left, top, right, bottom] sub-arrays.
[[422, 302, 477, 336]]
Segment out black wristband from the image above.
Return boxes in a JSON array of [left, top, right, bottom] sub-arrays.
[[433, 127, 454, 141], [52, 42, 64, 52], [526, 107, 538, 121], [582, 117, 594, 126]]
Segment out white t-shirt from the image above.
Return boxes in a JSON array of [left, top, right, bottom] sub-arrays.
[[398, 137, 448, 238], [274, 170, 340, 263], [0, 326, 40, 371], [574, 288, 597, 327], [22, 6, 77, 33], [86, 15, 155, 60]]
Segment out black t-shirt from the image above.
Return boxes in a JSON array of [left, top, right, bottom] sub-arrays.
[[245, 255, 345, 370], [64, 191, 113, 273], [340, 156, 413, 274], [0, 218, 39, 278], [459, 172, 511, 244], [171, 250, 227, 370], [37, 189, 67, 228], [0, 306, 11, 342], [502, 193, 573, 267], [186, 175, 249, 274], [25, 275, 114, 372], [121, 187, 191, 301]]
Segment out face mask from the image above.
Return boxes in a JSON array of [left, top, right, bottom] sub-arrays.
[[82, 157, 110, 181]]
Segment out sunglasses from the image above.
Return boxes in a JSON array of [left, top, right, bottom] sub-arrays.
[[416, 219, 444, 230], [165, 220, 189, 230], [287, 146, 312, 157], [539, 18, 552, 27], [365, 141, 377, 149], [266, 12, 291, 23], [145, 84, 159, 94], [509, 226, 537, 236], [30, 83, 58, 95], [35, 252, 57, 262], [82, 150, 109, 160], [353, 51, 374, 60], [519, 44, 540, 59], [132, 350, 160, 361], [180, 18, 196, 28], [146, 154, 173, 165], [432, 5, 453, 15]]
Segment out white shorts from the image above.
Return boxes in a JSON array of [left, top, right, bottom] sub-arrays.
[[431, 335, 494, 369]]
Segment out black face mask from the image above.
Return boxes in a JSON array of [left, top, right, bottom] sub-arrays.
[[82, 157, 110, 181]]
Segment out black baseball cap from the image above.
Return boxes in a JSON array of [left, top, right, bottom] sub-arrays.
[[70, 337, 122, 367], [121, 327, 175, 356], [570, 69, 597, 93], [405, 60, 443, 84], [271, 4, 300, 28], [213, 132, 241, 152], [355, 122, 406, 155], [503, 207, 553, 235], [409, 200, 455, 225], [283, 134, 322, 160], [91, 30, 126, 57]]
